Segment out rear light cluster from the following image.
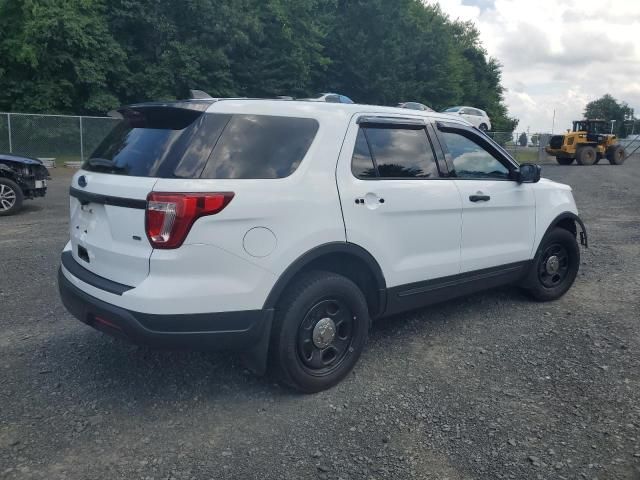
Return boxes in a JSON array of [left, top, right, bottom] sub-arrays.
[[145, 192, 234, 249]]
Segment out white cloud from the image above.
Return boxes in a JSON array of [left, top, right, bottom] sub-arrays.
[[428, 0, 640, 132]]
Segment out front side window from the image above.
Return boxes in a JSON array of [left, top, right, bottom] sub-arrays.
[[351, 126, 439, 179], [440, 131, 510, 179]]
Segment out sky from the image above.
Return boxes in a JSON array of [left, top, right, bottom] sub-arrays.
[[427, 0, 640, 133]]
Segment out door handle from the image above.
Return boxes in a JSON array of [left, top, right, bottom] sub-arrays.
[[469, 194, 490, 202], [355, 195, 385, 206]]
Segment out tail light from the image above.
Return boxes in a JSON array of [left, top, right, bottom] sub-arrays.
[[145, 192, 234, 249]]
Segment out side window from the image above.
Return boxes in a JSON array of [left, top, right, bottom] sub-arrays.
[[201, 115, 319, 179], [364, 127, 439, 179], [439, 131, 510, 179], [351, 130, 377, 178]]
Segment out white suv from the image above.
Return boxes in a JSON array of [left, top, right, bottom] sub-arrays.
[[442, 106, 492, 131], [58, 99, 587, 393]]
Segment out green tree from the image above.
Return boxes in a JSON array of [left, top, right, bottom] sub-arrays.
[[584, 94, 635, 138], [0, 0, 519, 131], [0, 0, 125, 114]]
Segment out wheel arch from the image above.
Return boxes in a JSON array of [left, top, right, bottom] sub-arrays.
[[263, 242, 387, 318], [542, 212, 588, 248]]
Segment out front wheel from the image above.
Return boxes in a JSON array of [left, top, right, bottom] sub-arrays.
[[606, 145, 626, 165], [0, 178, 24, 216], [522, 228, 580, 301], [576, 146, 597, 165], [269, 271, 370, 393]]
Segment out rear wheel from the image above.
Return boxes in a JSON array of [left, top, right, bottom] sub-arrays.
[[576, 146, 597, 165], [0, 178, 23, 216], [606, 145, 626, 165], [522, 228, 580, 301], [479, 123, 488, 132], [269, 271, 370, 393], [556, 157, 574, 165]]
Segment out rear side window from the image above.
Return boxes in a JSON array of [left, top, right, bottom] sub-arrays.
[[352, 126, 439, 179], [86, 111, 318, 179], [201, 115, 319, 179], [351, 130, 377, 178]]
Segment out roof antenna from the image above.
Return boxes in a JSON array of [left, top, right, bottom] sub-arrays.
[[190, 89, 214, 99]]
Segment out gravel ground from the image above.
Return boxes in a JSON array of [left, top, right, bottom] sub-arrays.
[[1, 160, 639, 480]]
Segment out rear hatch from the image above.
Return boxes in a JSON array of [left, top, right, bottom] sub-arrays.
[[68, 101, 222, 287], [68, 100, 321, 289]]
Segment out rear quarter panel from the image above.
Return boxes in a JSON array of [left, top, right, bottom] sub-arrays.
[[151, 102, 351, 309]]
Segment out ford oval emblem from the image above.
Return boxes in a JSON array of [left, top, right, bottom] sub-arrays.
[[78, 175, 87, 188]]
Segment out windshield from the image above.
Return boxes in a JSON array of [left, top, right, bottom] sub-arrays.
[[443, 107, 461, 112]]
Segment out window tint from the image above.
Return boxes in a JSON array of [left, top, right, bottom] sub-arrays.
[[86, 111, 231, 178], [351, 130, 377, 178], [440, 131, 509, 179], [365, 127, 439, 179], [201, 115, 319, 179]]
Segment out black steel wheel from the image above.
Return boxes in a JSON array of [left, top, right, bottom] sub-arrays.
[[537, 243, 570, 288], [270, 271, 370, 393], [522, 227, 580, 301]]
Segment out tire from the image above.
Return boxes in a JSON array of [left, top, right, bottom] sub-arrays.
[[576, 146, 597, 165], [479, 123, 488, 132], [522, 228, 580, 302], [269, 271, 370, 393], [0, 178, 23, 216], [606, 144, 626, 165], [556, 157, 574, 165]]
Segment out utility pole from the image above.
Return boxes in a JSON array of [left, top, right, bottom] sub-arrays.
[[551, 109, 556, 134]]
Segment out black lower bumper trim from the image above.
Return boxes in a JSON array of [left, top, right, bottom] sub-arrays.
[[58, 267, 273, 352]]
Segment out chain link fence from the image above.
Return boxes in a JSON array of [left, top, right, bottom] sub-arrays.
[[486, 131, 557, 164], [0, 112, 118, 167], [488, 131, 640, 164]]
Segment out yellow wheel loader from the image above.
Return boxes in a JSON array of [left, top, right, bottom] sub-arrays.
[[546, 120, 626, 165]]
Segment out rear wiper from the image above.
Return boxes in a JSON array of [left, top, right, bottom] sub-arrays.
[[85, 158, 126, 172]]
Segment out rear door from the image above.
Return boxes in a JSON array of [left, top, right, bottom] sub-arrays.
[[336, 115, 462, 290], [68, 103, 226, 287]]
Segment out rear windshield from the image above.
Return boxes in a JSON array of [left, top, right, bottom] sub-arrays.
[[85, 111, 319, 179]]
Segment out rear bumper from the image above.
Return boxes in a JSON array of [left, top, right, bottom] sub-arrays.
[[57, 267, 273, 352]]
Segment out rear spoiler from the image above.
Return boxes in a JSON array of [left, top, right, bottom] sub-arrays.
[[110, 100, 217, 129]]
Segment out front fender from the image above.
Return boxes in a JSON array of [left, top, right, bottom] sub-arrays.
[[543, 212, 588, 248]]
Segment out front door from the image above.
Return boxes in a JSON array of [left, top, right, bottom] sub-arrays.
[[336, 115, 463, 290], [435, 124, 536, 272]]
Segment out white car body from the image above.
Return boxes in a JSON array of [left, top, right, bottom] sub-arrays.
[[58, 98, 585, 384], [443, 106, 492, 131]]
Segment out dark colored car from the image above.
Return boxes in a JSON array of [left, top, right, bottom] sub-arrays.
[[0, 154, 49, 216]]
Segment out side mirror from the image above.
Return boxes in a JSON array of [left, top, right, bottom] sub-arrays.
[[516, 163, 541, 183]]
